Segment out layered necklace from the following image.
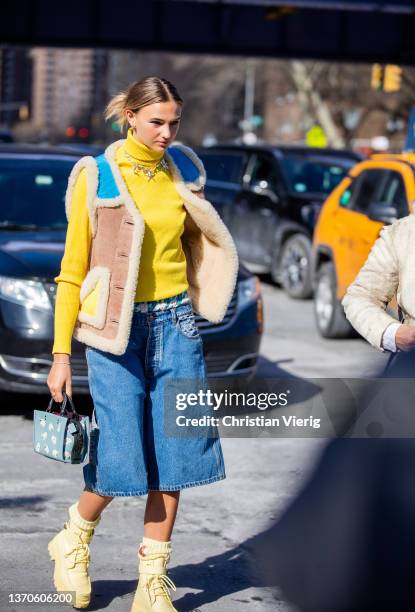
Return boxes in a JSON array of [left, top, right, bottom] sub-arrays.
[[124, 150, 169, 181]]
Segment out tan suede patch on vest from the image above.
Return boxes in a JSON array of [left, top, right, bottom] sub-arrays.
[[75, 205, 135, 340]]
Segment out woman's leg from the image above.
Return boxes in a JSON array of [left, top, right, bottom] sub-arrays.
[[142, 490, 180, 545], [78, 490, 113, 521], [133, 491, 180, 610], [48, 491, 111, 609]]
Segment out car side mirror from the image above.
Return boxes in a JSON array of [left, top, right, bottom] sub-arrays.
[[250, 180, 279, 204], [367, 202, 397, 225]]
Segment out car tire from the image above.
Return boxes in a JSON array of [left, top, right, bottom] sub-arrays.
[[278, 234, 313, 299], [314, 262, 356, 339]]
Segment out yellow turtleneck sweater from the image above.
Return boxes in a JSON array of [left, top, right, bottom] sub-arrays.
[[52, 129, 189, 355]]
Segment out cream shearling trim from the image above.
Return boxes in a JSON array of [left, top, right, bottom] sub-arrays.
[[78, 266, 111, 329], [73, 326, 124, 354], [96, 195, 124, 208], [65, 156, 99, 237], [166, 143, 206, 191], [74, 139, 145, 356]]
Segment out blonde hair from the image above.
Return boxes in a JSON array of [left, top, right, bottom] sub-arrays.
[[105, 76, 183, 133]]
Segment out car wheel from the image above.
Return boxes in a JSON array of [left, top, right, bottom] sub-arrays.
[[314, 262, 356, 338], [279, 234, 313, 299]]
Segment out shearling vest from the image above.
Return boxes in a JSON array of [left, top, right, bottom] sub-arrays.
[[64, 139, 239, 355]]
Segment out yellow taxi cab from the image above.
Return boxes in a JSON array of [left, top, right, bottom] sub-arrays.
[[312, 153, 415, 338]]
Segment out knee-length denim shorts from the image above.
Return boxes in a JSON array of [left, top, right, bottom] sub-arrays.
[[83, 290, 226, 496]]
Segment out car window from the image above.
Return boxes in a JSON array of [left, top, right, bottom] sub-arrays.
[[197, 151, 246, 184], [0, 158, 77, 228], [249, 154, 282, 193], [339, 177, 358, 208], [350, 169, 387, 214], [377, 171, 408, 218], [280, 155, 353, 196]]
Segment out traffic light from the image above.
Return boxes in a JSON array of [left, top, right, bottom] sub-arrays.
[[371, 64, 383, 90], [65, 126, 76, 137], [383, 64, 402, 93], [371, 64, 402, 93]]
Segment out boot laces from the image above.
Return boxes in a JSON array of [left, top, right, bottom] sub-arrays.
[[147, 573, 176, 605], [64, 528, 90, 570]]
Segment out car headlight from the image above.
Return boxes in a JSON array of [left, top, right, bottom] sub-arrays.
[[0, 276, 52, 311], [238, 275, 261, 307]]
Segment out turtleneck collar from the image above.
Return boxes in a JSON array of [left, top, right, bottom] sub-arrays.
[[124, 128, 164, 166]]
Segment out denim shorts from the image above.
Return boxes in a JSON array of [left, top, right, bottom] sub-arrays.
[[83, 290, 226, 496]]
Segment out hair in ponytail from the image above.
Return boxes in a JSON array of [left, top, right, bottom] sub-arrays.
[[104, 76, 183, 133]]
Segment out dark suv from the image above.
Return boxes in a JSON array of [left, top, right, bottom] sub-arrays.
[[197, 144, 362, 299], [0, 144, 263, 395]]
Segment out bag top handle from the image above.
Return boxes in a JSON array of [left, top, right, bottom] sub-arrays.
[[46, 390, 79, 418]]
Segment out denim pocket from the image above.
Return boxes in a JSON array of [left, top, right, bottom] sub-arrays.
[[176, 310, 201, 340]]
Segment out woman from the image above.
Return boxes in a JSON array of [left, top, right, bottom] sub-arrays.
[[46, 76, 238, 611], [342, 216, 415, 354]]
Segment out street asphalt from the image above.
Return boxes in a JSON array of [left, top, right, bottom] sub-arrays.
[[0, 278, 387, 611]]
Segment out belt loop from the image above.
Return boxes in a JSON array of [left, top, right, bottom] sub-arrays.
[[171, 308, 177, 325]]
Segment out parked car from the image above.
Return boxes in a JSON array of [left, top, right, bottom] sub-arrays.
[[312, 153, 415, 338], [196, 144, 362, 299], [0, 144, 263, 394], [55, 143, 105, 156]]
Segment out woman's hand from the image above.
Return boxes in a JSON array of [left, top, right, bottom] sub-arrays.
[[395, 325, 415, 352], [47, 353, 72, 402]]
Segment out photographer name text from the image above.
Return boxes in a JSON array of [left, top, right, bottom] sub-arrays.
[[176, 415, 321, 429]]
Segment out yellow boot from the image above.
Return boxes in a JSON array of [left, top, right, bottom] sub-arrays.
[[131, 538, 177, 612], [48, 502, 100, 609]]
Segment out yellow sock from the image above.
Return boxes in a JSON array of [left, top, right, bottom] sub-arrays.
[[139, 536, 171, 555]]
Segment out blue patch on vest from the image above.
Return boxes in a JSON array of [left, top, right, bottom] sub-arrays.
[[95, 154, 120, 198], [167, 147, 200, 184]]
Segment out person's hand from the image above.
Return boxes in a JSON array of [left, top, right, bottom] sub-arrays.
[[395, 325, 415, 352], [47, 353, 72, 402]]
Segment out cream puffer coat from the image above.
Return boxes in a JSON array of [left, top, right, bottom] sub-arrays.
[[341, 215, 415, 352]]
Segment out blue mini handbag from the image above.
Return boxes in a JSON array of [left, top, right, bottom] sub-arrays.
[[33, 391, 90, 464]]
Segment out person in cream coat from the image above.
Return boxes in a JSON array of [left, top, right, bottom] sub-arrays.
[[342, 214, 415, 354]]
